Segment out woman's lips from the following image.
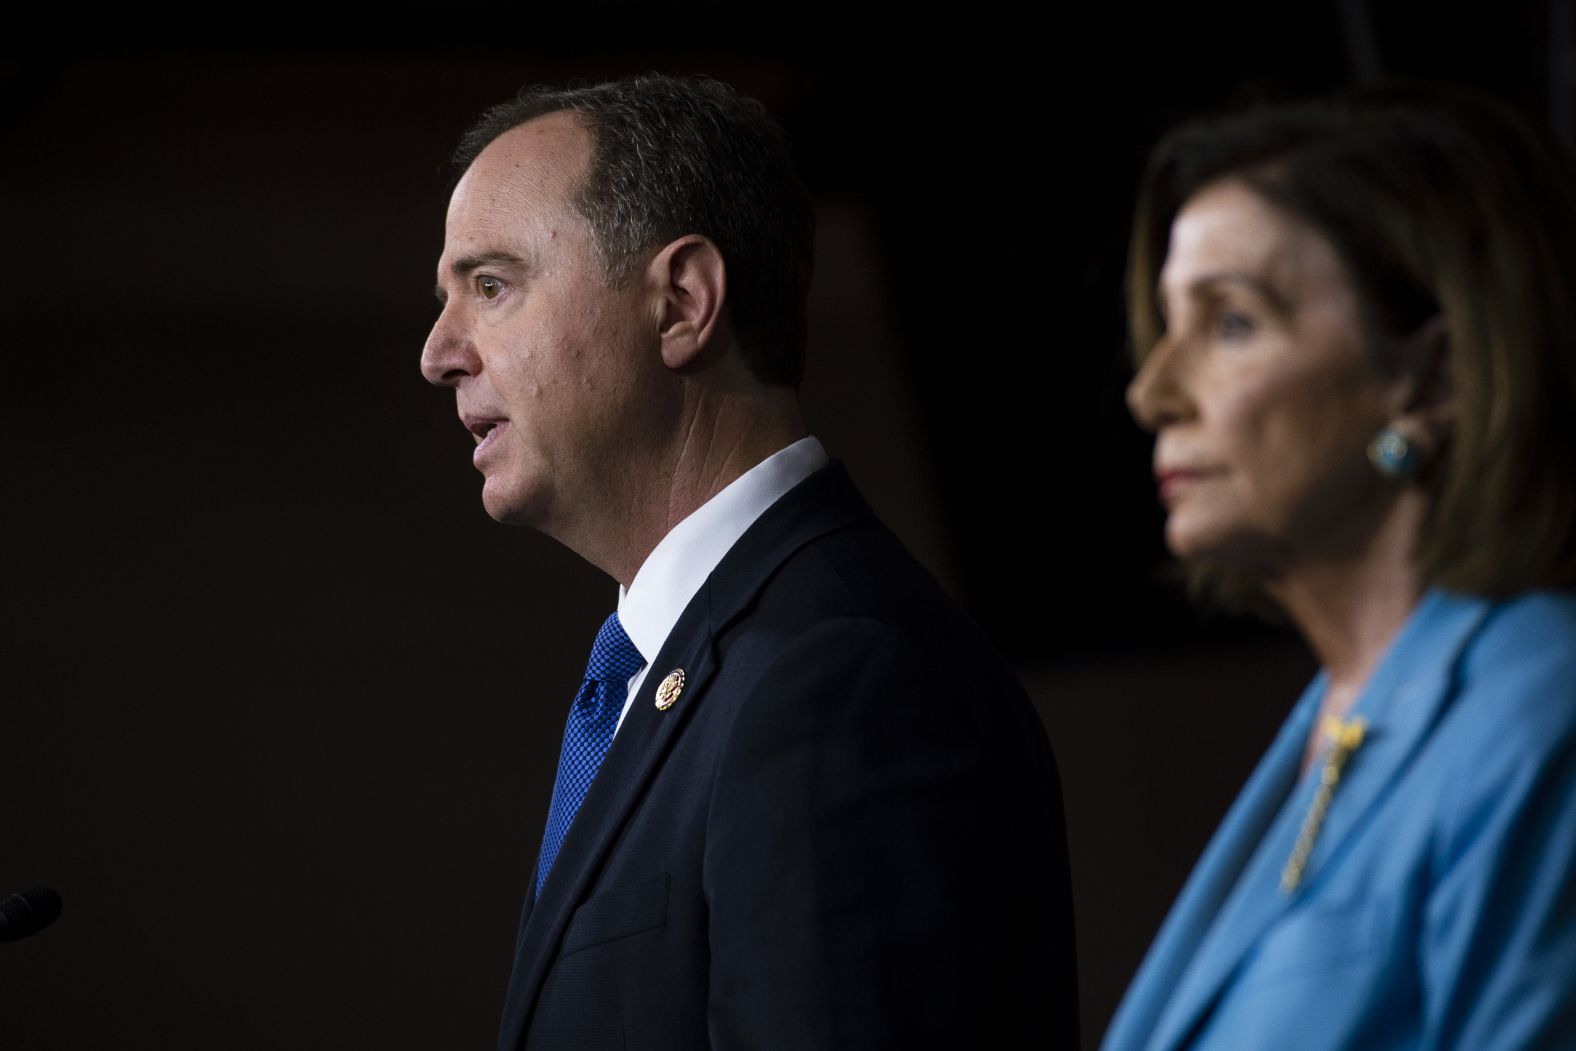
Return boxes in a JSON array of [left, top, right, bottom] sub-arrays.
[[1155, 467, 1218, 505]]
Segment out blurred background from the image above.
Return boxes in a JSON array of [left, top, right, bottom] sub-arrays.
[[3, 4, 1569, 1046]]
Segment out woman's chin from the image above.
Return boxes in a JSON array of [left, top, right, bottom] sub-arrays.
[[1167, 524, 1284, 580]]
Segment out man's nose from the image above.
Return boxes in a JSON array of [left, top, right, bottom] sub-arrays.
[[421, 310, 480, 387]]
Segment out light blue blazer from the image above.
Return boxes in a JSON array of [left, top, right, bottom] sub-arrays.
[[1103, 589, 1576, 1051]]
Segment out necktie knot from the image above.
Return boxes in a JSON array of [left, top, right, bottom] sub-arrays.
[[585, 612, 645, 684]]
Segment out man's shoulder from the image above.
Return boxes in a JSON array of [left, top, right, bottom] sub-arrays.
[[728, 509, 1021, 693], [688, 462, 1028, 709], [763, 511, 964, 627]]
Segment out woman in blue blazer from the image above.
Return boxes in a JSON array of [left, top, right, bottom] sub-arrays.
[[1105, 85, 1576, 1051]]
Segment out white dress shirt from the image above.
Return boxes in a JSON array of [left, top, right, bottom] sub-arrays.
[[612, 436, 829, 732]]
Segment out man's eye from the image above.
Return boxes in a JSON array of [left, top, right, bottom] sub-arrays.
[[478, 276, 502, 300]]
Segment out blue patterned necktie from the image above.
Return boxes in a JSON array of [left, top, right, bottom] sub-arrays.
[[535, 612, 645, 898]]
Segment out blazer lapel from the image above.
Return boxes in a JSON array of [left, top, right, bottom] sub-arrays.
[[497, 462, 874, 1050], [1104, 676, 1318, 1051], [1285, 592, 1491, 894], [1142, 590, 1494, 1051]]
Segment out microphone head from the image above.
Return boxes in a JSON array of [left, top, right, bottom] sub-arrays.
[[0, 886, 63, 943]]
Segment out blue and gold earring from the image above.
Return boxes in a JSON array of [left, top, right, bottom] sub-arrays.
[[1368, 426, 1419, 482]]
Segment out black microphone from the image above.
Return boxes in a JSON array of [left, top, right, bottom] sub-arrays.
[[0, 887, 62, 943]]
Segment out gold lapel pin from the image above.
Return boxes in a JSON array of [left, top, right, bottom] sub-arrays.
[[1281, 715, 1369, 894], [654, 669, 686, 711]]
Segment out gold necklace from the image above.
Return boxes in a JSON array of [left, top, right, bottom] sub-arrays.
[[1281, 716, 1369, 895]]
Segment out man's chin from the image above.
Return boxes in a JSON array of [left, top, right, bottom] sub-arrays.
[[480, 480, 544, 528]]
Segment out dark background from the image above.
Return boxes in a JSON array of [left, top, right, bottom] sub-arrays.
[[3, 6, 1568, 1047]]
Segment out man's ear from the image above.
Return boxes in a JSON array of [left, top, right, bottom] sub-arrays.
[[649, 235, 727, 372], [1389, 315, 1456, 448]]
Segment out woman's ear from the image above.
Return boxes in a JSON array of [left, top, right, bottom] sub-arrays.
[[1389, 315, 1456, 448]]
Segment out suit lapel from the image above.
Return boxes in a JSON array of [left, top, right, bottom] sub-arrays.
[[496, 605, 719, 1049], [1143, 590, 1494, 1051], [497, 463, 873, 1050]]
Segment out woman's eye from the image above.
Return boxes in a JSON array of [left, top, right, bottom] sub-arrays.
[[1218, 310, 1255, 339], [478, 276, 502, 300]]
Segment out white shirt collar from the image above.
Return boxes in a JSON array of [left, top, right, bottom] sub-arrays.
[[617, 436, 829, 664]]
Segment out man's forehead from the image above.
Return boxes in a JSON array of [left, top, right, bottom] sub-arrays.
[[437, 113, 595, 281], [449, 113, 591, 222]]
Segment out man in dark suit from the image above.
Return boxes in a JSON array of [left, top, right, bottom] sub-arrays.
[[421, 74, 1076, 1049]]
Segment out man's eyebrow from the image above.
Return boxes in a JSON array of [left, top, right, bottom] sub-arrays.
[[450, 250, 528, 278]]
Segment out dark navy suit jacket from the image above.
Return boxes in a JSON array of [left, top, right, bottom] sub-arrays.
[[497, 463, 1078, 1050]]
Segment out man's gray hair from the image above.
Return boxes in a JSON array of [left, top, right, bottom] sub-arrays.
[[455, 74, 816, 388]]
